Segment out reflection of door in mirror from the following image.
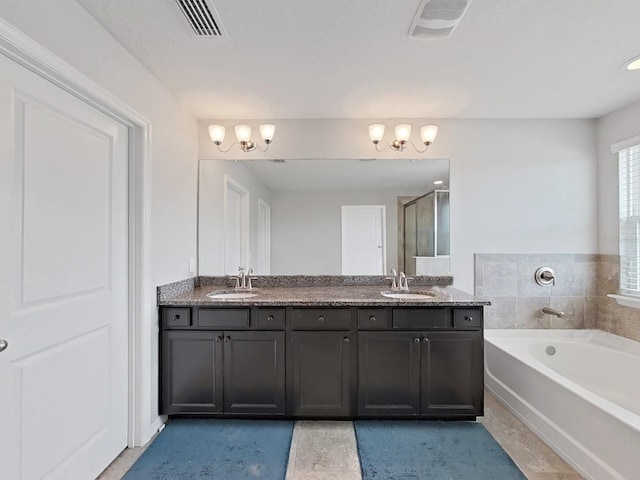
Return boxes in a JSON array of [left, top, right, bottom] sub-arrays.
[[257, 199, 271, 274], [341, 206, 386, 275], [224, 176, 249, 275]]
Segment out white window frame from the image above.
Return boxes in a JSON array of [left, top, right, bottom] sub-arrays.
[[617, 143, 640, 296]]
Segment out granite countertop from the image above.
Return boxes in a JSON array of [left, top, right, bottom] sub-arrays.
[[158, 285, 490, 307]]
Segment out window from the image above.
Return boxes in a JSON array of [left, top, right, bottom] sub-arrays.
[[618, 144, 640, 295]]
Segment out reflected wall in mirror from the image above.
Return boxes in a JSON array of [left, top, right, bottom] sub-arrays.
[[198, 158, 450, 275]]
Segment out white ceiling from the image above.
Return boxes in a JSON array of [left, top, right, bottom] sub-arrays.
[[77, 0, 640, 120]]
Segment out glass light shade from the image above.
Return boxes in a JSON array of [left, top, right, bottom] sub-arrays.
[[208, 124, 225, 143], [234, 124, 252, 142], [626, 57, 640, 71], [394, 124, 412, 142], [421, 125, 438, 144], [368, 124, 385, 142], [259, 124, 276, 142]]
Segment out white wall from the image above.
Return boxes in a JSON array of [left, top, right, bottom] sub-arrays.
[[199, 160, 272, 275], [270, 188, 426, 274], [199, 118, 598, 292], [0, 1, 198, 444], [597, 98, 640, 254]]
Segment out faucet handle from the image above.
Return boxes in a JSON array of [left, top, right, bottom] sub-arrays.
[[247, 276, 258, 290], [403, 277, 414, 291], [391, 268, 397, 276]]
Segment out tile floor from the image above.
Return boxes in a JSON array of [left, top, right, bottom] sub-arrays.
[[97, 390, 584, 479]]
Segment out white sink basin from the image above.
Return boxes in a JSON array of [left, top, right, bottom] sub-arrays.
[[380, 291, 436, 299], [206, 291, 258, 299]]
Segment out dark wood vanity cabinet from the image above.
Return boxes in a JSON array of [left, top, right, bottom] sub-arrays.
[[289, 308, 355, 417], [161, 308, 285, 416], [357, 308, 484, 418], [160, 304, 483, 419]]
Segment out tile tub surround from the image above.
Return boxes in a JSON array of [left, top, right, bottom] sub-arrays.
[[475, 254, 599, 330], [475, 253, 640, 341], [597, 255, 640, 342]]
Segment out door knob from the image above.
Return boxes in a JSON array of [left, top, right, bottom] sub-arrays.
[[0, 339, 8, 352]]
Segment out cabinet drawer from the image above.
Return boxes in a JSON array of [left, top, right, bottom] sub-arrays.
[[197, 309, 250, 328], [392, 308, 447, 329], [453, 308, 482, 329], [162, 308, 191, 328], [292, 308, 351, 330], [357, 309, 388, 329], [256, 308, 286, 329]]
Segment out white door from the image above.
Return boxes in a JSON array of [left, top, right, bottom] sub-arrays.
[[257, 199, 271, 275], [0, 53, 129, 480], [341, 206, 386, 275], [224, 176, 249, 275]]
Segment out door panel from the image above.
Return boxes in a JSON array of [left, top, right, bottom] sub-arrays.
[[291, 331, 352, 416], [223, 331, 285, 414], [341, 206, 385, 275], [420, 332, 484, 416], [162, 331, 223, 414], [0, 53, 128, 480], [357, 331, 421, 416]]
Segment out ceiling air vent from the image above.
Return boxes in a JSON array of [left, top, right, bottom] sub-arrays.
[[174, 0, 226, 37], [409, 0, 472, 40]]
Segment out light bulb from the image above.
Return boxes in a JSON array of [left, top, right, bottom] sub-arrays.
[[394, 124, 411, 142], [259, 124, 276, 143], [368, 124, 385, 143], [208, 124, 225, 144], [421, 125, 438, 145], [234, 125, 252, 142]]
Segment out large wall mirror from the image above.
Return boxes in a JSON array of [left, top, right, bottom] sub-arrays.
[[198, 158, 450, 276]]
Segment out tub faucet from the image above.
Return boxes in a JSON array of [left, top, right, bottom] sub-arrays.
[[542, 306, 565, 318]]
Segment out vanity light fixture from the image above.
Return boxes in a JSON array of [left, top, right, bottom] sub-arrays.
[[622, 54, 640, 71], [208, 123, 275, 153], [368, 123, 438, 153]]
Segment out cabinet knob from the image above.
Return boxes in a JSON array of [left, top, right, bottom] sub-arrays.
[[215, 336, 222, 343], [224, 336, 230, 342], [267, 315, 274, 322], [414, 337, 421, 343], [423, 337, 429, 343], [369, 316, 376, 323], [465, 316, 473, 321], [173, 314, 180, 321], [343, 337, 350, 343], [318, 316, 325, 323]]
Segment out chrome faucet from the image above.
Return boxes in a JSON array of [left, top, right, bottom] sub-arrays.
[[246, 268, 258, 290], [234, 267, 246, 289], [399, 272, 414, 291], [541, 306, 565, 318], [386, 268, 399, 289]]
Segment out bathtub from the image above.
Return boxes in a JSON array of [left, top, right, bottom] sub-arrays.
[[484, 329, 640, 480]]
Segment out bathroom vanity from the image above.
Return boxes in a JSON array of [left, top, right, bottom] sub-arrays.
[[158, 280, 488, 420]]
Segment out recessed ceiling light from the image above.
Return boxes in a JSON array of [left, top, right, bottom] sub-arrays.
[[622, 55, 640, 71], [434, 180, 444, 185]]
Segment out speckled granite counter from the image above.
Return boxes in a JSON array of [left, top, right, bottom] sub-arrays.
[[158, 284, 489, 307]]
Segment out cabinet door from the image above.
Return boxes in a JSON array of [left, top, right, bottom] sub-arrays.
[[161, 330, 223, 414], [291, 331, 353, 416], [223, 331, 286, 415], [357, 332, 421, 416], [420, 331, 483, 417]]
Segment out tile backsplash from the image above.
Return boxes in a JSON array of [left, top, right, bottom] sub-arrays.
[[475, 253, 640, 342]]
